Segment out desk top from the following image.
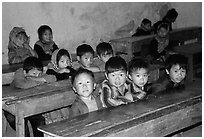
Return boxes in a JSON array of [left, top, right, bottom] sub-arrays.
[[174, 42, 202, 54], [38, 79, 202, 137]]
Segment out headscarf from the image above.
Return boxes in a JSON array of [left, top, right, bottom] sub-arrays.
[[47, 49, 73, 72], [8, 27, 29, 49]]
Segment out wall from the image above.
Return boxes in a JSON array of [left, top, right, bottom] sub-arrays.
[[2, 2, 202, 64]]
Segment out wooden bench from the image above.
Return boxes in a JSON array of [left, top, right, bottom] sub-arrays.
[[110, 26, 202, 61], [38, 79, 202, 137]]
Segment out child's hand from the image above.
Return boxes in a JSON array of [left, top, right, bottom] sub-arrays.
[[58, 68, 70, 74]]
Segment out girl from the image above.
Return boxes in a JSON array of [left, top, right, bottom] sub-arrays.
[[148, 23, 170, 63], [8, 27, 38, 65], [46, 49, 75, 81], [34, 25, 58, 61]]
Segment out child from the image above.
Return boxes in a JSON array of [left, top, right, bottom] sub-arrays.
[[93, 42, 113, 71], [100, 56, 133, 108], [72, 44, 100, 72], [128, 58, 151, 101], [132, 18, 153, 37], [70, 68, 103, 117], [153, 8, 178, 33], [46, 48, 75, 81], [34, 25, 58, 61], [8, 27, 38, 65], [11, 56, 56, 89], [151, 54, 187, 94], [148, 23, 170, 63]]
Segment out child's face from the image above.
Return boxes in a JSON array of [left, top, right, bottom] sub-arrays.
[[106, 70, 127, 88], [78, 52, 93, 68], [73, 73, 95, 98], [42, 29, 53, 43], [129, 68, 149, 88], [58, 55, 71, 69], [157, 27, 168, 38], [26, 68, 42, 77], [143, 23, 151, 31], [167, 64, 186, 83], [16, 33, 27, 47], [100, 53, 113, 63]]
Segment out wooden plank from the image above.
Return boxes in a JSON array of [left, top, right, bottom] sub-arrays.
[[38, 80, 202, 137]]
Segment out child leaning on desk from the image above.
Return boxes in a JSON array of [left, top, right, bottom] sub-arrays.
[[5, 56, 56, 137], [128, 58, 152, 101], [72, 43, 100, 72], [70, 68, 103, 117], [11, 56, 57, 89], [100, 56, 133, 108], [150, 54, 188, 96]]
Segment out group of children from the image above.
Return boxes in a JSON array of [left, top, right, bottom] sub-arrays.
[[5, 7, 188, 136]]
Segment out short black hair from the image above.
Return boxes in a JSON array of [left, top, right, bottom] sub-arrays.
[[71, 68, 95, 85], [56, 49, 71, 65], [128, 58, 149, 74], [105, 56, 127, 73], [157, 22, 169, 31], [141, 18, 151, 25], [76, 44, 94, 57], [165, 8, 178, 20], [23, 57, 43, 73], [96, 42, 113, 56], [165, 54, 188, 71], [37, 25, 53, 40]]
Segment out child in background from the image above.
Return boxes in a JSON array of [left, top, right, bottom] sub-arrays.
[[100, 56, 133, 108], [72, 44, 100, 72], [11, 56, 56, 89], [46, 49, 75, 81], [128, 58, 151, 101], [93, 42, 113, 71], [148, 23, 170, 63], [34, 25, 58, 61], [8, 27, 38, 65], [70, 68, 103, 117], [151, 54, 187, 94], [132, 18, 153, 37], [153, 8, 178, 33]]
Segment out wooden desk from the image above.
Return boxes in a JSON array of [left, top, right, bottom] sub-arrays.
[[2, 71, 106, 137], [173, 42, 202, 82], [110, 26, 202, 61], [38, 80, 202, 137], [2, 79, 76, 137]]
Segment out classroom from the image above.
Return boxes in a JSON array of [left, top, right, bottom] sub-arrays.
[[2, 2, 202, 137]]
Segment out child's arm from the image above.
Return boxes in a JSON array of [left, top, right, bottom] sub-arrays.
[[34, 44, 52, 61], [13, 69, 44, 89], [101, 87, 125, 107], [131, 87, 147, 101], [85, 66, 100, 72]]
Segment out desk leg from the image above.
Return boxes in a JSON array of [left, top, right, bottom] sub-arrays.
[[2, 111, 7, 136], [16, 104, 25, 137]]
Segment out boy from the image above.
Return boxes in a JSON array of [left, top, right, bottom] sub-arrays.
[[72, 44, 100, 72], [151, 54, 187, 94], [132, 18, 153, 37], [70, 68, 103, 117], [93, 42, 113, 71], [11, 56, 56, 89], [100, 56, 133, 108], [128, 58, 151, 101]]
